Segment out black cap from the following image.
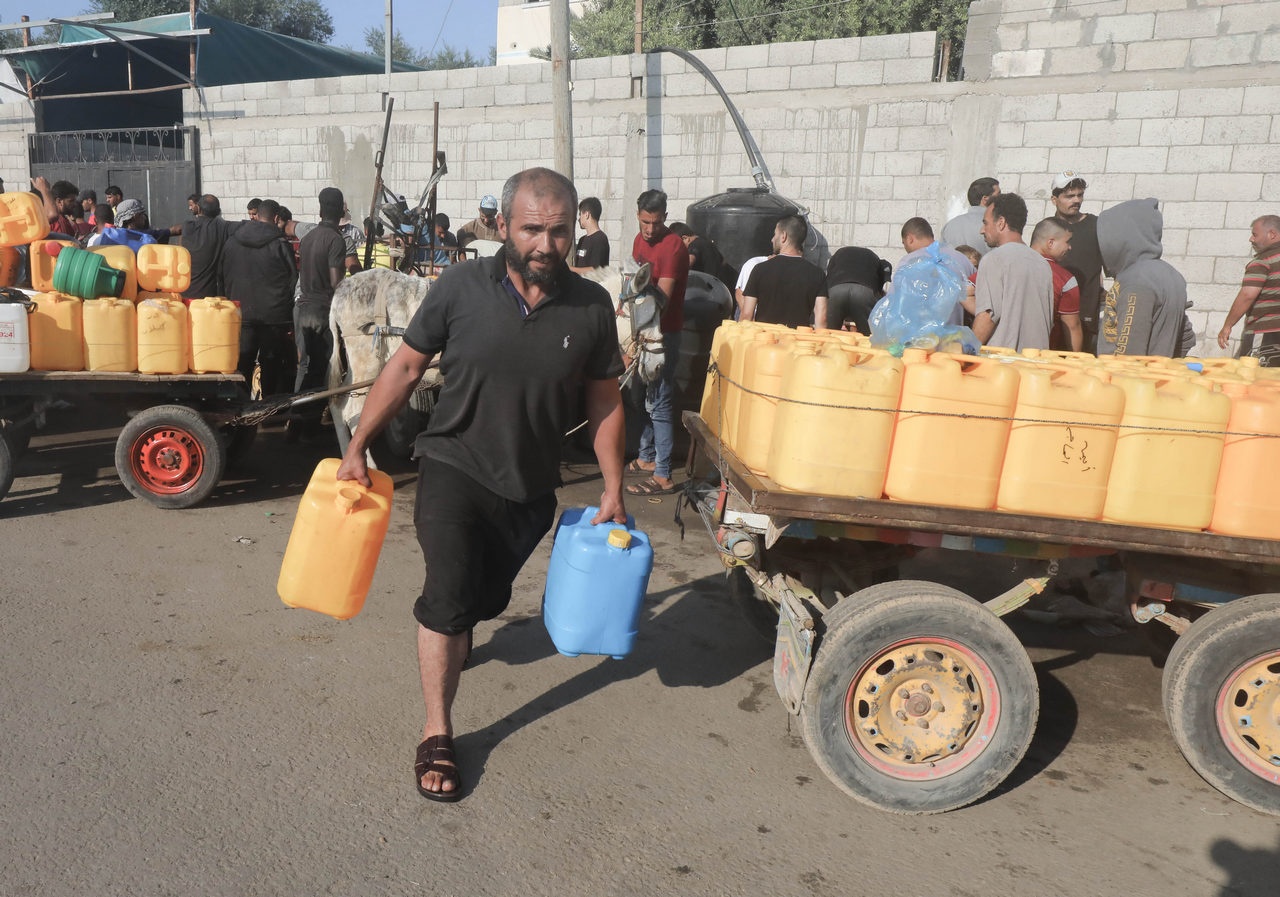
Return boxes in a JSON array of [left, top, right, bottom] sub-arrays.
[[318, 187, 344, 206]]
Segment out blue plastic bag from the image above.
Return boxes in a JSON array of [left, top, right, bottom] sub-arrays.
[[869, 243, 980, 356]]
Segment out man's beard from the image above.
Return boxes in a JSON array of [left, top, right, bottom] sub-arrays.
[[504, 237, 564, 286]]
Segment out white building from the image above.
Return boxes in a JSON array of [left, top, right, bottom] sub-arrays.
[[496, 0, 589, 66]]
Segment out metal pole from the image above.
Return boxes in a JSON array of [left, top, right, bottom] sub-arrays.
[[550, 0, 573, 179], [384, 0, 393, 78], [189, 0, 196, 83], [634, 0, 643, 54]]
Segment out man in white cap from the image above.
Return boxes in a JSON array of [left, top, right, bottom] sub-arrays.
[[457, 194, 501, 249], [1050, 171, 1103, 352]]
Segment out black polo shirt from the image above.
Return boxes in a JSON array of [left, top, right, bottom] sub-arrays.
[[403, 249, 624, 502], [298, 220, 346, 307]]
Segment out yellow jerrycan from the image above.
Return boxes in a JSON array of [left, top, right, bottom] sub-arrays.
[[884, 350, 1021, 509], [137, 297, 189, 374], [90, 244, 139, 301], [29, 239, 77, 292], [1208, 380, 1280, 540], [769, 343, 903, 498], [278, 459, 395, 620], [82, 298, 138, 372], [700, 320, 746, 437], [28, 292, 84, 371], [136, 244, 192, 294], [996, 365, 1125, 520], [1103, 373, 1231, 530], [735, 333, 793, 474], [188, 297, 241, 374], [0, 191, 50, 246]]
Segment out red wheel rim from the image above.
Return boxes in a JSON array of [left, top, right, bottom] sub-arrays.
[[1215, 650, 1280, 785], [127, 426, 204, 495], [843, 637, 1002, 781]]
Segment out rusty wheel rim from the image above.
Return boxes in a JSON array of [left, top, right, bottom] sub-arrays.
[[128, 426, 204, 495], [844, 637, 1001, 780], [1216, 651, 1280, 784]]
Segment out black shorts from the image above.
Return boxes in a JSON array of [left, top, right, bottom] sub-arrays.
[[412, 455, 557, 635]]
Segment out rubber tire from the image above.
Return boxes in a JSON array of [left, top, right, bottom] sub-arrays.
[[800, 581, 1039, 814], [1162, 593, 1280, 816], [0, 430, 13, 503], [115, 404, 226, 509]]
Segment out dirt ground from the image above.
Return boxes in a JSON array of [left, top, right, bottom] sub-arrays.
[[1, 410, 1277, 897]]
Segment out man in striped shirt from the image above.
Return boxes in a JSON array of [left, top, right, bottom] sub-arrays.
[[1218, 215, 1280, 366]]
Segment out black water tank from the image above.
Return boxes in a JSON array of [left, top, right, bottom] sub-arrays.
[[685, 188, 804, 271]]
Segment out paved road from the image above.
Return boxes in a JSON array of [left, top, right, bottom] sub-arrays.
[[1, 415, 1276, 897]]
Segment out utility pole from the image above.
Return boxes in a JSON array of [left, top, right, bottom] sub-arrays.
[[550, 0, 573, 179], [384, 0, 393, 78], [634, 0, 643, 54]]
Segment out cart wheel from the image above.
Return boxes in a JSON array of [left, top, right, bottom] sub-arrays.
[[115, 405, 226, 509], [800, 581, 1039, 814], [221, 424, 259, 468], [0, 431, 13, 503], [1162, 593, 1280, 815]]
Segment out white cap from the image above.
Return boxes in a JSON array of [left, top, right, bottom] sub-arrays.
[[1051, 171, 1085, 192]]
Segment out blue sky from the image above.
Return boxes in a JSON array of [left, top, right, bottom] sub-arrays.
[[22, 2, 500, 59]]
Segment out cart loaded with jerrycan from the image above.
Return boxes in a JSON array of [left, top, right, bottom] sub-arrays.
[[680, 310, 1280, 816]]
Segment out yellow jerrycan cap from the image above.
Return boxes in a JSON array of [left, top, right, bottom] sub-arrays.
[[607, 529, 632, 549]]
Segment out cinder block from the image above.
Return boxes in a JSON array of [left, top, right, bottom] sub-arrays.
[[1186, 227, 1248, 257], [996, 23, 1027, 50], [1226, 201, 1268, 229], [857, 176, 895, 200], [526, 83, 553, 104], [1090, 13, 1155, 43], [1195, 172, 1263, 202], [860, 33, 911, 60], [496, 84, 528, 105], [572, 57, 611, 81], [862, 127, 898, 152], [508, 64, 545, 85], [1048, 147, 1107, 175], [1178, 87, 1244, 117], [990, 49, 1046, 78], [789, 64, 837, 90], [768, 41, 814, 67], [883, 57, 935, 85], [1133, 173, 1200, 203], [1139, 117, 1204, 146], [1154, 8, 1221, 40], [354, 93, 383, 114], [463, 85, 496, 107], [726, 43, 769, 69], [1167, 145, 1233, 174], [813, 39, 858, 64], [996, 121, 1025, 146], [446, 68, 479, 90], [1027, 19, 1084, 48], [1176, 255, 1219, 285], [1234, 145, 1280, 172], [909, 32, 938, 58], [1221, 1, 1280, 34], [690, 47, 727, 71], [593, 77, 631, 100], [1056, 92, 1116, 120], [716, 70, 747, 94], [996, 146, 1052, 172], [1160, 226, 1189, 257], [329, 94, 356, 115], [1024, 120, 1081, 147], [1114, 89, 1179, 119], [243, 81, 267, 100], [1124, 39, 1190, 70], [1079, 118, 1142, 147], [835, 60, 886, 86], [898, 124, 950, 152], [1189, 35, 1256, 68], [1261, 32, 1280, 63], [1047, 44, 1123, 76], [1106, 146, 1169, 173], [866, 199, 923, 224], [1273, 117, 1280, 145], [1000, 93, 1059, 122], [303, 96, 329, 115], [1242, 85, 1280, 115], [664, 72, 709, 97], [1202, 115, 1271, 145], [873, 101, 928, 128], [892, 175, 936, 200], [746, 67, 774, 93], [872, 152, 924, 177]]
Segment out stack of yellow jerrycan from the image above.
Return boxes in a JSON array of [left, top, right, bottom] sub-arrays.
[[884, 349, 1020, 509], [1209, 378, 1280, 540]]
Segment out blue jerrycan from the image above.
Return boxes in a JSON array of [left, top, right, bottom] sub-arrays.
[[542, 506, 654, 659]]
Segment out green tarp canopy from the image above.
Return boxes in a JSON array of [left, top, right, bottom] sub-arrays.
[[5, 12, 421, 130]]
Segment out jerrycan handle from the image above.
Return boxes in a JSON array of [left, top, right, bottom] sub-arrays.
[[334, 486, 364, 513]]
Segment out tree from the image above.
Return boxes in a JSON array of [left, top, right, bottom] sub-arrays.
[[420, 44, 484, 71], [574, 0, 969, 58], [362, 26, 419, 65], [86, 0, 335, 43]]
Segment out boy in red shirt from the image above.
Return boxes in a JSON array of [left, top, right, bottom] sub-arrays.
[[1030, 218, 1083, 352]]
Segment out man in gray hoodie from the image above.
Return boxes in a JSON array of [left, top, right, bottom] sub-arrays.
[[1096, 198, 1185, 357]]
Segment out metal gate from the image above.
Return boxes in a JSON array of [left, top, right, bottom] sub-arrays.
[[28, 126, 199, 230]]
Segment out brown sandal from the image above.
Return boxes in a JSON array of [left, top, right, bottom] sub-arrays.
[[414, 735, 463, 802], [625, 459, 653, 476]]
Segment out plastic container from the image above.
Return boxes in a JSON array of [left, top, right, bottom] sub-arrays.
[[0, 246, 21, 287], [884, 350, 1021, 509], [97, 227, 156, 252], [137, 297, 189, 374], [136, 244, 192, 293], [28, 292, 84, 371], [0, 296, 31, 372], [769, 344, 903, 498], [996, 366, 1125, 519], [1208, 380, 1280, 540], [1103, 373, 1231, 530], [89, 244, 139, 301], [29, 239, 77, 292], [51, 245, 124, 299], [734, 333, 792, 474], [699, 320, 742, 436], [0, 191, 50, 246], [278, 458, 395, 620], [82, 298, 137, 372], [188, 297, 241, 374], [717, 323, 765, 447], [542, 506, 653, 659]]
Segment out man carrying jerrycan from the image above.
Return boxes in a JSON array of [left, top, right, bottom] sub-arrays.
[[335, 167, 628, 802]]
